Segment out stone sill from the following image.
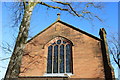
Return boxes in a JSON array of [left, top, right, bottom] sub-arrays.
[[43, 73, 73, 77]]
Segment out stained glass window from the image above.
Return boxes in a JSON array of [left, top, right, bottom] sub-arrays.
[[47, 38, 72, 74], [60, 45, 64, 73], [53, 45, 58, 73], [47, 46, 52, 73], [66, 44, 71, 73]]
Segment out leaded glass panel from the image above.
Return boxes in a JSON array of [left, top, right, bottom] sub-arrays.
[[66, 44, 71, 73], [60, 45, 64, 73], [53, 45, 58, 73], [47, 46, 52, 73]]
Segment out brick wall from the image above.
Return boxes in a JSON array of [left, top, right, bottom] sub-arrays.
[[19, 22, 105, 78]]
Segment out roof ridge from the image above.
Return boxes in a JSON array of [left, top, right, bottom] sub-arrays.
[[27, 20, 58, 43], [57, 20, 101, 41], [27, 20, 101, 43]]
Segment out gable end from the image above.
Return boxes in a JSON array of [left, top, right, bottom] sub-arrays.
[[27, 20, 101, 43]]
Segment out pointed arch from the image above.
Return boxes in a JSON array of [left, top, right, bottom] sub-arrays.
[[45, 36, 73, 47], [46, 36, 73, 74]]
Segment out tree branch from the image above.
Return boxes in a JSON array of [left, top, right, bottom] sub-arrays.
[[52, 0, 83, 17], [38, 2, 68, 11], [51, 0, 70, 5], [109, 47, 120, 69], [0, 57, 10, 61]]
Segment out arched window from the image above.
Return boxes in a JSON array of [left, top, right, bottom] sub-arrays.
[[47, 37, 73, 74]]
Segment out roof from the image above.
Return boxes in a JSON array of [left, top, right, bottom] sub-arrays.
[[27, 20, 101, 43]]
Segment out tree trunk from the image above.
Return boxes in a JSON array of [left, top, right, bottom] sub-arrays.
[[4, 2, 37, 79]]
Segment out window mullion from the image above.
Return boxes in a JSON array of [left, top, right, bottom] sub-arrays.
[[52, 45, 54, 73], [58, 45, 60, 73], [64, 44, 66, 73]]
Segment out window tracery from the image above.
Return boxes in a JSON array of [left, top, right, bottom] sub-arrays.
[[47, 37, 72, 74]]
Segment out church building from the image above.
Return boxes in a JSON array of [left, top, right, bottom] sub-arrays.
[[18, 14, 114, 80]]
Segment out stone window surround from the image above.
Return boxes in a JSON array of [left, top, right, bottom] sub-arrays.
[[44, 36, 73, 76]]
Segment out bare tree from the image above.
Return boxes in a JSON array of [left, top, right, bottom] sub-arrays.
[[108, 33, 120, 69], [3, 0, 104, 79]]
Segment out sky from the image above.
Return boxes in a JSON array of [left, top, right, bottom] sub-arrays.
[[0, 1, 119, 79]]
